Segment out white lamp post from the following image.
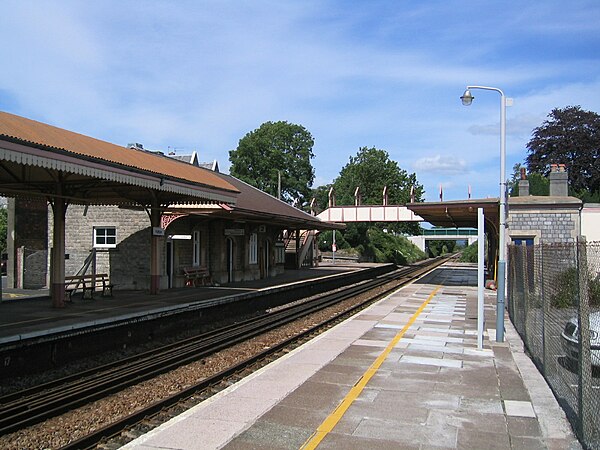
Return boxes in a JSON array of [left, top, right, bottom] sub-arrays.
[[461, 85, 506, 343]]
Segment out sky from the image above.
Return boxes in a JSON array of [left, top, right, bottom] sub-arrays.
[[1, 0, 599, 202]]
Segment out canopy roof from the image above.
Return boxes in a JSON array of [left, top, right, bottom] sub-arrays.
[[169, 173, 345, 230], [0, 111, 238, 206], [407, 198, 499, 230]]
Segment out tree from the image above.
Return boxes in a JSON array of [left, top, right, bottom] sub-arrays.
[[508, 163, 549, 197], [333, 147, 423, 206], [310, 184, 333, 213], [525, 106, 600, 198], [427, 239, 456, 257], [229, 121, 315, 204], [332, 147, 424, 236]]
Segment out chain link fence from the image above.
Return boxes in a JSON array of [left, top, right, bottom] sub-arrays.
[[509, 240, 600, 449]]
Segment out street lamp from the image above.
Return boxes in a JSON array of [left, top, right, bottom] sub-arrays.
[[461, 85, 507, 343]]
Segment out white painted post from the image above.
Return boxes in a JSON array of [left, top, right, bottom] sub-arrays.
[[477, 207, 485, 349], [332, 230, 336, 265]]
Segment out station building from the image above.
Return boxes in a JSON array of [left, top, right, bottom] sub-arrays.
[[1, 111, 340, 299], [49, 167, 334, 291]]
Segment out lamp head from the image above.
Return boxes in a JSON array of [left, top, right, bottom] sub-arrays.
[[460, 89, 474, 106]]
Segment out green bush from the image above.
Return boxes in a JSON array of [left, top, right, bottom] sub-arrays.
[[317, 230, 350, 251], [459, 242, 478, 263], [551, 267, 600, 308], [326, 226, 426, 265], [364, 228, 426, 265]]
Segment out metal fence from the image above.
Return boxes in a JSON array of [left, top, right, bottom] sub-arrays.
[[508, 240, 600, 450]]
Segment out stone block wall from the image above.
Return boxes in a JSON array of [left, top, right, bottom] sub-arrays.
[[21, 248, 47, 289], [508, 207, 581, 244], [48, 204, 289, 291], [509, 168, 583, 245], [50, 205, 153, 289]]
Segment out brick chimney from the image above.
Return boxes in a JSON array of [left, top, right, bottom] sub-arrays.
[[518, 167, 529, 196], [549, 164, 568, 196]]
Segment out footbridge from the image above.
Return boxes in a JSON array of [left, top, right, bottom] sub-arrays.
[[316, 205, 423, 223], [407, 228, 478, 252]]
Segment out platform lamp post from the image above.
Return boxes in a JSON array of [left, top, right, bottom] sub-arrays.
[[461, 85, 506, 342]]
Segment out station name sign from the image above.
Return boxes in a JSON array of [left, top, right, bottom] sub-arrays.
[[224, 228, 245, 236]]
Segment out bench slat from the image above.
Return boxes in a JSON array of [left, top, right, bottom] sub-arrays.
[[64, 273, 114, 300], [182, 266, 211, 287]]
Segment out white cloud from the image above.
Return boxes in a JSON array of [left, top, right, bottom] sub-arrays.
[[414, 155, 468, 175]]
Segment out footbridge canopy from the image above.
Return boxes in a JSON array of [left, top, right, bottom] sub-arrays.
[[316, 205, 423, 223]]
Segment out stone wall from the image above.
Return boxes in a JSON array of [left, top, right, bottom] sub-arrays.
[[507, 198, 582, 245], [52, 205, 285, 290], [509, 211, 579, 243], [50, 205, 153, 290]]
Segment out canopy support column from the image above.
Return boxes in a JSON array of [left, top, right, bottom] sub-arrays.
[[150, 204, 162, 295], [50, 196, 67, 308]]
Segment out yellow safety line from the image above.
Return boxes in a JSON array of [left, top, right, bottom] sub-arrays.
[[299, 285, 442, 450]]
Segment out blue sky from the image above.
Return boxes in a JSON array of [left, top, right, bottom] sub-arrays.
[[1, 1, 599, 202]]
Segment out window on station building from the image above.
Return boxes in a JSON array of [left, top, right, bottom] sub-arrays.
[[93, 226, 117, 248], [249, 233, 258, 264], [275, 243, 285, 264], [512, 237, 535, 246], [193, 230, 201, 266]]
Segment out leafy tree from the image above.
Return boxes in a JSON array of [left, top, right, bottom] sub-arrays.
[[310, 184, 333, 213], [427, 240, 456, 257], [333, 147, 423, 206], [508, 163, 549, 197], [459, 241, 478, 263], [525, 106, 600, 198], [229, 121, 315, 204], [332, 147, 424, 236], [317, 230, 350, 251]]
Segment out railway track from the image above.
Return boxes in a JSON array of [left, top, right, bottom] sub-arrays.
[[0, 256, 450, 448]]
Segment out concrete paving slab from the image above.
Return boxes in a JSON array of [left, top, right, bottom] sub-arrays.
[[352, 416, 458, 448], [459, 397, 504, 415], [317, 431, 420, 450], [226, 419, 312, 450], [506, 415, 543, 438], [504, 400, 536, 418], [456, 427, 512, 450], [400, 355, 463, 368], [352, 338, 390, 348]]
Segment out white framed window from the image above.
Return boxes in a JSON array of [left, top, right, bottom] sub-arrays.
[[249, 233, 258, 264], [93, 226, 117, 248], [193, 230, 201, 266], [275, 243, 285, 264]]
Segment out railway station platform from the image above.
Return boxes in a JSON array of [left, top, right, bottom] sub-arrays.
[[123, 262, 581, 450], [0, 263, 384, 346]]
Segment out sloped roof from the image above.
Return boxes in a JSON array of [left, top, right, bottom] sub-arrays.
[[170, 173, 343, 230], [407, 198, 499, 229], [0, 111, 238, 203]]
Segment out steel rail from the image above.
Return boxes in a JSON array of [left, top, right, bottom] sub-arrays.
[[61, 255, 450, 450], [0, 257, 449, 438]]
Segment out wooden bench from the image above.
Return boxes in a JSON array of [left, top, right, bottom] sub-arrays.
[[183, 266, 212, 287], [65, 273, 114, 300]]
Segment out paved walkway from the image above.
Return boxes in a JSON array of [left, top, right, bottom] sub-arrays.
[[123, 263, 580, 449]]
